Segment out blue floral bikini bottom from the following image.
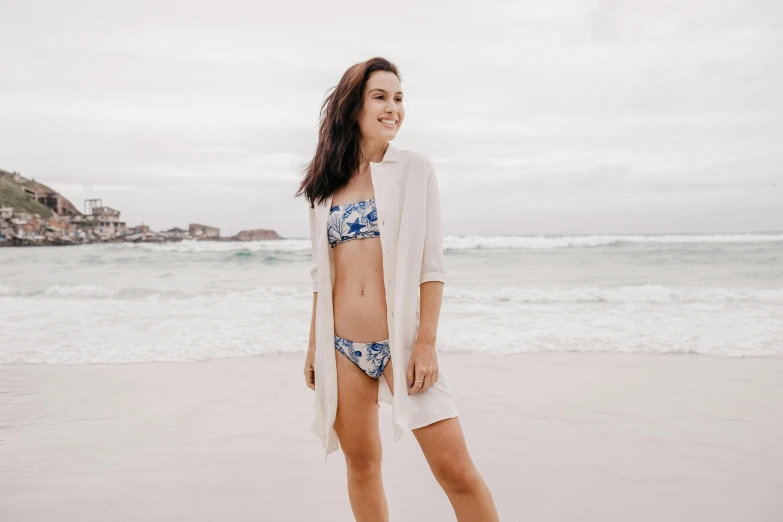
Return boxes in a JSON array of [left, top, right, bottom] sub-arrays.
[[334, 334, 391, 379]]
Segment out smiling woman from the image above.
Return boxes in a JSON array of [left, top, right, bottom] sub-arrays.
[[294, 57, 499, 522]]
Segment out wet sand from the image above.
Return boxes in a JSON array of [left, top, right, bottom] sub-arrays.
[[1, 353, 782, 521]]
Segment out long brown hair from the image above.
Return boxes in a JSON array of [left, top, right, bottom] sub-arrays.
[[295, 57, 401, 207]]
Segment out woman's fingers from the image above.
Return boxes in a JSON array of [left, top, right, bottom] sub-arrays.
[[304, 362, 315, 390], [408, 364, 438, 394], [406, 357, 416, 390], [409, 367, 425, 394]]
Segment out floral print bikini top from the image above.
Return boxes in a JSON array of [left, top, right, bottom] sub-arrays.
[[327, 197, 380, 248]]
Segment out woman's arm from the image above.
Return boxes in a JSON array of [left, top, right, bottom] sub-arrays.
[[408, 282, 445, 395], [419, 160, 447, 285], [417, 281, 444, 346], [309, 291, 318, 350], [419, 158, 447, 336], [308, 204, 319, 291], [304, 290, 317, 390], [408, 160, 447, 394], [304, 203, 319, 390]]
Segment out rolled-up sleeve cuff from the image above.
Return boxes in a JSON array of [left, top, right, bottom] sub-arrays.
[[419, 272, 446, 285]]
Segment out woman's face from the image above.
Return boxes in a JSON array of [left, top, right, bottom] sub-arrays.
[[356, 70, 405, 144]]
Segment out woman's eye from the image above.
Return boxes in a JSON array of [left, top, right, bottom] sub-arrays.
[[375, 95, 384, 99]]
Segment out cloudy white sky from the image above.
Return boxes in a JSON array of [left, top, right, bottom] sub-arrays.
[[0, 0, 780, 237]]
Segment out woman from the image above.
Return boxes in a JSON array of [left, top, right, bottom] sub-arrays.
[[296, 57, 499, 522]]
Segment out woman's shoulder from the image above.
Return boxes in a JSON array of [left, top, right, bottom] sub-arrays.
[[397, 149, 435, 175]]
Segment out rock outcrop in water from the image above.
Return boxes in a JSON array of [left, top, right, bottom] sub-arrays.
[[230, 229, 281, 241]]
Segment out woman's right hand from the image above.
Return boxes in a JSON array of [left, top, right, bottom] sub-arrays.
[[304, 347, 316, 390]]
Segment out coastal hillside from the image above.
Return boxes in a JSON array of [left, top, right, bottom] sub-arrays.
[[1, 167, 282, 245], [0, 173, 53, 218], [0, 168, 82, 219]]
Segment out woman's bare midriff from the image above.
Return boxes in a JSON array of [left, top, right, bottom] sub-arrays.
[[331, 236, 389, 343]]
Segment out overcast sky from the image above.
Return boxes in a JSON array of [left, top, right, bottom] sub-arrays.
[[0, 0, 780, 237]]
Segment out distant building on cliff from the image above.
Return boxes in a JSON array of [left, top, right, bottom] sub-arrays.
[[0, 207, 13, 239], [35, 189, 81, 217], [189, 223, 220, 239], [86, 206, 125, 227], [81, 199, 126, 238]]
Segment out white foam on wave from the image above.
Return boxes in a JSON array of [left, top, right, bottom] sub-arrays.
[[443, 233, 783, 250], [99, 234, 783, 254], [0, 283, 120, 298], [0, 284, 315, 365], [0, 283, 308, 301], [2, 282, 781, 364], [4, 282, 780, 305], [447, 285, 783, 304], [113, 238, 311, 254], [437, 298, 783, 358]]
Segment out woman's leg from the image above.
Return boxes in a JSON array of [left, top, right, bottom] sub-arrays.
[[334, 350, 388, 522], [413, 418, 499, 522], [383, 359, 498, 521]]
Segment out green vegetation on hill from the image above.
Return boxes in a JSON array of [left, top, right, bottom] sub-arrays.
[[0, 176, 53, 218]]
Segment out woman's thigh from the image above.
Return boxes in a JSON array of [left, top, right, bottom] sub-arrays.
[[334, 350, 383, 460], [413, 417, 475, 482], [413, 417, 469, 460], [382, 356, 395, 396]]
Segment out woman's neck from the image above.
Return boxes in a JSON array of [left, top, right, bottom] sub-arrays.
[[359, 141, 388, 166]]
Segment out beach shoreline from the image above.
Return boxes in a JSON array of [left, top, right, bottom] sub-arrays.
[[1, 352, 781, 521]]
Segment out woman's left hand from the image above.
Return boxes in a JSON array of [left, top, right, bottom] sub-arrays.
[[407, 339, 439, 394]]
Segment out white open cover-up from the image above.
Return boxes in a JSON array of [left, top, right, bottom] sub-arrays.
[[307, 143, 459, 462]]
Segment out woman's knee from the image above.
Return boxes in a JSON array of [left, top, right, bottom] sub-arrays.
[[343, 447, 383, 481], [432, 457, 482, 494]]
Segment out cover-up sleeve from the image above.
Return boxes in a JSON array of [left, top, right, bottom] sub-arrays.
[[420, 160, 447, 285], [308, 203, 319, 292]]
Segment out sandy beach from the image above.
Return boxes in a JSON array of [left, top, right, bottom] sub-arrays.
[[0, 353, 781, 521]]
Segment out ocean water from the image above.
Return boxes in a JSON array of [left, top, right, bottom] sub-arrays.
[[1, 234, 781, 364]]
